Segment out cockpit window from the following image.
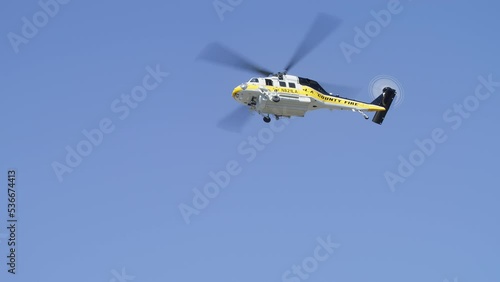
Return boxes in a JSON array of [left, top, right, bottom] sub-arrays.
[[265, 79, 273, 86], [249, 78, 259, 83], [298, 77, 329, 95]]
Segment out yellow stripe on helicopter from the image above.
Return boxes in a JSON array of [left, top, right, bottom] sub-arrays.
[[232, 84, 386, 112]]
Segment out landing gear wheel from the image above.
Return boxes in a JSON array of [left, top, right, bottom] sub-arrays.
[[272, 95, 280, 102], [263, 116, 271, 123]]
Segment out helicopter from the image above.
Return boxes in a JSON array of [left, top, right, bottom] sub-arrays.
[[198, 13, 396, 130]]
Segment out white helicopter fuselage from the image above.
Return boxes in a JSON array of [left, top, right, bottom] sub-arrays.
[[231, 74, 384, 119]]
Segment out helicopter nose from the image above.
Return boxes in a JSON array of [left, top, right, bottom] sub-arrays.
[[232, 85, 243, 97], [233, 83, 248, 99], [232, 86, 241, 96]]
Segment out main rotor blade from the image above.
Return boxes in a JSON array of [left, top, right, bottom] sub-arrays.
[[283, 13, 342, 73], [198, 42, 273, 77], [217, 105, 253, 133]]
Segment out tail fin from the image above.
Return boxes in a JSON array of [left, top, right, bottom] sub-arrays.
[[371, 87, 396, 125]]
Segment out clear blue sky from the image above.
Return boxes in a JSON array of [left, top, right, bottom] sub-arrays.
[[1, 0, 499, 281]]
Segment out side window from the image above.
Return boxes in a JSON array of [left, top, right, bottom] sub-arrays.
[[289, 83, 296, 88], [279, 81, 286, 87], [250, 78, 259, 83], [265, 79, 273, 86]]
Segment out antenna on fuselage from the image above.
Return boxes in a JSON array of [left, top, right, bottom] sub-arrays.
[[278, 72, 284, 80]]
